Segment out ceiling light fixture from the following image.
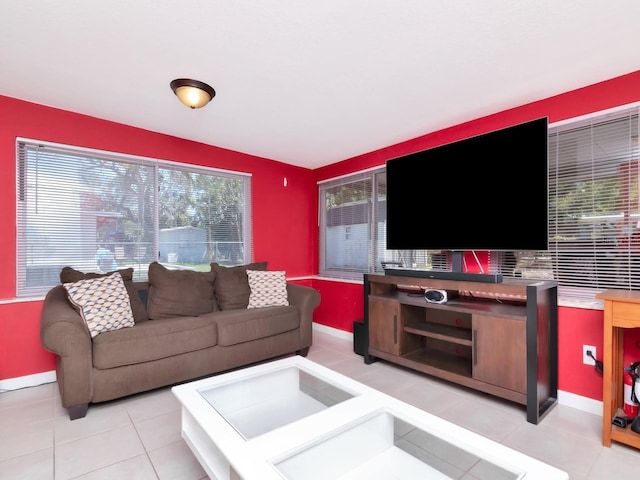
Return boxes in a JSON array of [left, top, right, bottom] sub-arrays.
[[170, 78, 216, 109]]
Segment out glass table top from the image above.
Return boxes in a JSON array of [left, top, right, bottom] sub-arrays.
[[198, 365, 355, 439]]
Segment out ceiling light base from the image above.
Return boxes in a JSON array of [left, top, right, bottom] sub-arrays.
[[170, 78, 216, 109]]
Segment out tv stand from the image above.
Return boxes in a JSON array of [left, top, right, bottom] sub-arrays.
[[362, 272, 558, 424]]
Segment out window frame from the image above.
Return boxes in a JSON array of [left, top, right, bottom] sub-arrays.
[[16, 138, 252, 298], [319, 167, 436, 280]]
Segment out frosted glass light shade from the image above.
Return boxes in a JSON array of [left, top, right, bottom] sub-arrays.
[[170, 79, 216, 109]]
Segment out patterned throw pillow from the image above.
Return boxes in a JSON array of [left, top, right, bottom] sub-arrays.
[[60, 266, 148, 322], [246, 270, 289, 309], [63, 271, 135, 338]]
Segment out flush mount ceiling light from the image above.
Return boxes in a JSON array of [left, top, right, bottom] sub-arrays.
[[170, 78, 216, 109]]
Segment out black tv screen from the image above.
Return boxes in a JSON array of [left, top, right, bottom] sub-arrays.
[[386, 117, 549, 252]]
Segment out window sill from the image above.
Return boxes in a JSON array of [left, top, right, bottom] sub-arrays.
[[558, 296, 604, 311], [0, 296, 45, 305]]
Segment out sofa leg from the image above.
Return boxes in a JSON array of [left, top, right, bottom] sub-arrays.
[[296, 347, 310, 357], [68, 404, 89, 420]]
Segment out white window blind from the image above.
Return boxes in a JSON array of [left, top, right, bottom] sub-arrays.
[[158, 165, 250, 266], [547, 106, 640, 298], [492, 106, 640, 299], [16, 139, 252, 297], [319, 171, 374, 279], [319, 168, 439, 280]]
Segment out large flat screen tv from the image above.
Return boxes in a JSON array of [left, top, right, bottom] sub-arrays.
[[386, 117, 549, 271]]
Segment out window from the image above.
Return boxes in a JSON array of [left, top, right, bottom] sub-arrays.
[[319, 171, 375, 279], [16, 139, 252, 297], [321, 104, 640, 301], [492, 106, 640, 299], [546, 106, 640, 297], [319, 169, 435, 280]]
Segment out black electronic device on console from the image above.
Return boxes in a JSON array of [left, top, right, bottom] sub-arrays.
[[384, 267, 502, 284]]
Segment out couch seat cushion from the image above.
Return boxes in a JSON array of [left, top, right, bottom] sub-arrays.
[[92, 315, 218, 369], [215, 305, 299, 347]]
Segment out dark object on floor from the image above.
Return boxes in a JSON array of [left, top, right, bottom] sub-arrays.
[[612, 414, 635, 428], [631, 416, 640, 434], [353, 320, 366, 356]]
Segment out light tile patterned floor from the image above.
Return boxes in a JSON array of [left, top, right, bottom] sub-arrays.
[[1, 329, 640, 479]]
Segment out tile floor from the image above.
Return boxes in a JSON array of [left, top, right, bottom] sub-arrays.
[[2, 329, 640, 479]]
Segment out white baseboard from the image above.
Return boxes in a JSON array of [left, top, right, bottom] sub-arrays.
[[557, 389, 603, 416], [312, 323, 604, 417], [0, 370, 56, 392], [312, 322, 353, 340]]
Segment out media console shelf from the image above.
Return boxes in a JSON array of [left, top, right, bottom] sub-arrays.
[[362, 273, 559, 424]]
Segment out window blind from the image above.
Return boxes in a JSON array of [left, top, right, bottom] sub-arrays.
[[547, 107, 640, 298], [322, 105, 640, 302], [319, 171, 375, 279], [319, 168, 439, 280], [492, 105, 640, 299], [16, 140, 252, 297]]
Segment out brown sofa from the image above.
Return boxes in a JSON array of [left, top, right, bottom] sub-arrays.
[[40, 262, 321, 420]]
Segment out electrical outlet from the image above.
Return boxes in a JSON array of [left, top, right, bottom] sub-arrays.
[[583, 345, 596, 365]]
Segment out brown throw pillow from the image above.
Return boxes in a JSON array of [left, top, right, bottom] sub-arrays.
[[211, 261, 268, 310], [60, 266, 149, 322], [147, 262, 216, 319]]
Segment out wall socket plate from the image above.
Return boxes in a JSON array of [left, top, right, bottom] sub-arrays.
[[583, 345, 596, 365]]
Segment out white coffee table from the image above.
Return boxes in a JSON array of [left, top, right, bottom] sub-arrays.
[[172, 356, 568, 480]]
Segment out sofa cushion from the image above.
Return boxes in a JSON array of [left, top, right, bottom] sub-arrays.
[[147, 262, 217, 319], [63, 272, 135, 338], [211, 261, 268, 310], [60, 266, 149, 322], [247, 270, 289, 308], [215, 305, 299, 346], [92, 314, 218, 369]]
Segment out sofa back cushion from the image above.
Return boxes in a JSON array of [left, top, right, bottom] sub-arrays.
[[60, 266, 149, 322], [211, 261, 268, 310], [147, 262, 217, 319]]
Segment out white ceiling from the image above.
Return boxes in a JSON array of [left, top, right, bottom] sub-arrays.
[[2, 1, 640, 170]]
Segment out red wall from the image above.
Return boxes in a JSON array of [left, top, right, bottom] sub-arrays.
[[313, 280, 365, 332], [5, 70, 640, 404], [311, 70, 640, 402], [0, 95, 317, 379]]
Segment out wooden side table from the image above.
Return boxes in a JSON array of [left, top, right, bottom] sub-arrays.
[[596, 289, 640, 449]]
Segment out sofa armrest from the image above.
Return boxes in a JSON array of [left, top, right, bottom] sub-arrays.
[[286, 283, 321, 349], [40, 285, 93, 409]]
